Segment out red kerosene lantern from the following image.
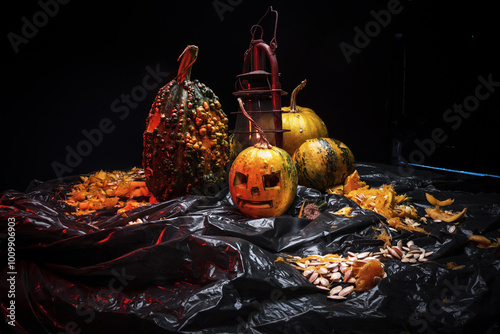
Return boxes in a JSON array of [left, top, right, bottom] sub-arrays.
[[230, 7, 287, 155]]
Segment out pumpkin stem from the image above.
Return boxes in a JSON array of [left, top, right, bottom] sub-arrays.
[[290, 79, 307, 112], [237, 98, 273, 149], [176, 45, 199, 84]]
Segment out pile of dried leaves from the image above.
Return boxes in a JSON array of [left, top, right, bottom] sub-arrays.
[[63, 167, 156, 216]]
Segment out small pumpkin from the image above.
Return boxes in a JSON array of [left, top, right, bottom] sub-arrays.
[[281, 80, 329, 156], [143, 45, 229, 201], [293, 138, 355, 192], [229, 98, 298, 218]]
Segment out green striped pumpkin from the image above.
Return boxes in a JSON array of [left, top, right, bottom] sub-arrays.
[[292, 138, 355, 192]]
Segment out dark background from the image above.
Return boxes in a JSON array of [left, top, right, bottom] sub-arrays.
[[2, 0, 499, 192]]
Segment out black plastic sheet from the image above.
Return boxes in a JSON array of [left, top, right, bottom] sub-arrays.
[[1, 163, 500, 333]]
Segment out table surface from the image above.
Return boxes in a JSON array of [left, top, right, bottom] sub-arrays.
[[1, 162, 500, 334]]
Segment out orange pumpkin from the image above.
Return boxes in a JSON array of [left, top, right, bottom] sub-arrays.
[[281, 80, 329, 156], [229, 99, 298, 218]]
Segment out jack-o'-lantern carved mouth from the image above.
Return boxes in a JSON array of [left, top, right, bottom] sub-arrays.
[[235, 198, 274, 209]]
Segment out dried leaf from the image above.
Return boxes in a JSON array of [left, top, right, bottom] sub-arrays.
[[425, 206, 467, 223], [446, 262, 465, 270], [468, 235, 500, 248], [63, 167, 154, 217], [332, 206, 355, 217], [425, 193, 454, 206]]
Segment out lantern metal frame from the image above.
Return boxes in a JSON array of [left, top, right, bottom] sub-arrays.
[[231, 7, 287, 150]]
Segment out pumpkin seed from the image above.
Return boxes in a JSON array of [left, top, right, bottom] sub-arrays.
[[392, 246, 404, 257], [309, 272, 318, 283], [339, 286, 354, 297], [357, 251, 370, 259], [329, 285, 343, 295], [320, 277, 330, 287], [330, 272, 342, 281], [309, 262, 326, 266], [303, 269, 314, 277], [327, 295, 347, 300], [318, 267, 329, 275], [409, 245, 421, 253], [388, 247, 401, 259], [326, 262, 339, 269], [344, 268, 352, 282], [316, 285, 330, 291]]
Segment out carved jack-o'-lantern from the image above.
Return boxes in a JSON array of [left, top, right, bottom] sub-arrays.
[[229, 99, 298, 218]]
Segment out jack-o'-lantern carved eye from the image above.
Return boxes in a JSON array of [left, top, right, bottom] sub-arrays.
[[233, 172, 248, 189], [263, 171, 281, 190]]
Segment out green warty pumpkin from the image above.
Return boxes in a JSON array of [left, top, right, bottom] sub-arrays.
[[143, 45, 229, 201]]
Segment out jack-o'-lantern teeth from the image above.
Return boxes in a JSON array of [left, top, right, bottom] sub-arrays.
[[235, 198, 273, 209]]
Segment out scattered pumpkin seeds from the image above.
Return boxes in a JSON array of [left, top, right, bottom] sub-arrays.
[[283, 251, 386, 300]]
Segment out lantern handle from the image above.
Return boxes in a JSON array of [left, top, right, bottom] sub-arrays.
[[249, 6, 278, 51], [243, 7, 280, 89]]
